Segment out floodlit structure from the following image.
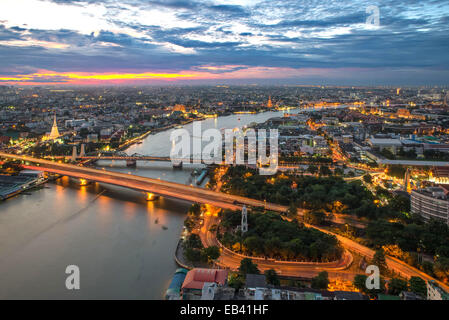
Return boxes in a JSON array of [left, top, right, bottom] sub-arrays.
[[49, 114, 60, 140], [241, 205, 248, 233]]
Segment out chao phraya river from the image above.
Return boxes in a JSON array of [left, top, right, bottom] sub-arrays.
[[0, 109, 301, 299]]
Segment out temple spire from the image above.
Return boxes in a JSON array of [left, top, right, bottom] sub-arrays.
[[49, 113, 60, 139]]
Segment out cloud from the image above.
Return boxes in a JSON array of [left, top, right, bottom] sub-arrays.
[[0, 0, 447, 85]]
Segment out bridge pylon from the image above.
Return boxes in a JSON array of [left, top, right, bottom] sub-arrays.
[[71, 146, 78, 162], [80, 144, 86, 157], [241, 205, 248, 233]]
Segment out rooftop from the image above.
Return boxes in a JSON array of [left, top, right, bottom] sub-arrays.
[[181, 268, 228, 290], [245, 274, 267, 288]]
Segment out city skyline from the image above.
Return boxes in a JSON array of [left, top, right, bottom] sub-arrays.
[[0, 0, 448, 86]]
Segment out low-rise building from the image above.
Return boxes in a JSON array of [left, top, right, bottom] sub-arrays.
[[181, 268, 228, 300], [427, 280, 449, 300], [411, 187, 449, 224]]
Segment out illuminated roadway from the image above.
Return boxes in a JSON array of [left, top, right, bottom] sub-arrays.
[[0, 152, 287, 212], [199, 214, 355, 279], [2, 152, 448, 290]]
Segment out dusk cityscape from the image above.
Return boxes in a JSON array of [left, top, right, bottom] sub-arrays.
[[0, 0, 449, 308]]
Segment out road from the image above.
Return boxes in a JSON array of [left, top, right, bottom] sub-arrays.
[[0, 152, 287, 212], [198, 209, 449, 291], [3, 152, 448, 291], [311, 224, 449, 292], [198, 213, 356, 279]]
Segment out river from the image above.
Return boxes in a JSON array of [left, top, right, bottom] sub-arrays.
[[0, 109, 298, 299]]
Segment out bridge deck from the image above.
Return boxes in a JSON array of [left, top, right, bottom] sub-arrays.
[[0, 152, 286, 212]]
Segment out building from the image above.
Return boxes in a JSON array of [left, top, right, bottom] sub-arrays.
[[181, 268, 228, 299], [399, 291, 423, 300], [165, 268, 188, 300], [267, 96, 273, 108], [49, 114, 60, 140], [411, 187, 449, 224], [427, 280, 449, 300], [245, 274, 267, 289], [19, 170, 45, 180], [342, 135, 353, 144], [429, 167, 449, 185], [368, 138, 403, 155], [0, 135, 10, 146]]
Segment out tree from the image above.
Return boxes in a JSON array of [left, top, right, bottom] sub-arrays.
[[380, 148, 395, 160], [188, 203, 201, 217], [389, 194, 410, 214], [353, 274, 368, 292], [434, 257, 449, 282], [387, 278, 408, 296], [228, 273, 245, 291], [184, 247, 203, 262], [362, 174, 372, 184], [334, 168, 344, 176], [319, 165, 332, 176], [184, 234, 203, 250], [307, 165, 318, 175], [353, 274, 386, 296], [436, 246, 449, 259], [243, 236, 263, 256], [311, 271, 329, 289], [184, 217, 195, 232], [264, 269, 280, 286], [304, 210, 326, 225], [386, 165, 406, 179], [408, 277, 427, 298], [202, 246, 220, 262], [238, 258, 260, 277], [421, 261, 434, 276], [371, 249, 387, 273], [287, 203, 298, 219]]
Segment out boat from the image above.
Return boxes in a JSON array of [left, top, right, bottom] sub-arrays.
[[196, 168, 208, 185]]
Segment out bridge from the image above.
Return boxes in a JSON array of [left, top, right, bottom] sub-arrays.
[[52, 149, 353, 171], [3, 152, 449, 290], [0, 152, 286, 212]]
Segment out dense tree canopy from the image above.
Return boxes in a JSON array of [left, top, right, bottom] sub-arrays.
[[219, 210, 343, 262], [311, 271, 329, 290], [219, 166, 398, 220]]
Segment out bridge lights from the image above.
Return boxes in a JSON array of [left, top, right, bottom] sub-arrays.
[[146, 193, 157, 201]]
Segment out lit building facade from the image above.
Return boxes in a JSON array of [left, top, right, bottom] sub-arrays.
[[411, 187, 449, 224]]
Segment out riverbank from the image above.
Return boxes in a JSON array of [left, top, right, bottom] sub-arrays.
[[117, 118, 204, 152], [0, 108, 306, 299], [0, 176, 49, 201]]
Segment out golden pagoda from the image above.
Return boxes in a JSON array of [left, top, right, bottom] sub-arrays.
[[49, 114, 60, 140], [267, 96, 273, 108]]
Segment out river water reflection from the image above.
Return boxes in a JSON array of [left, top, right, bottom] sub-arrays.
[[0, 109, 297, 299]]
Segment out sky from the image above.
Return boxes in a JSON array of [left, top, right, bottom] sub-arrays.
[[0, 0, 448, 86]]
